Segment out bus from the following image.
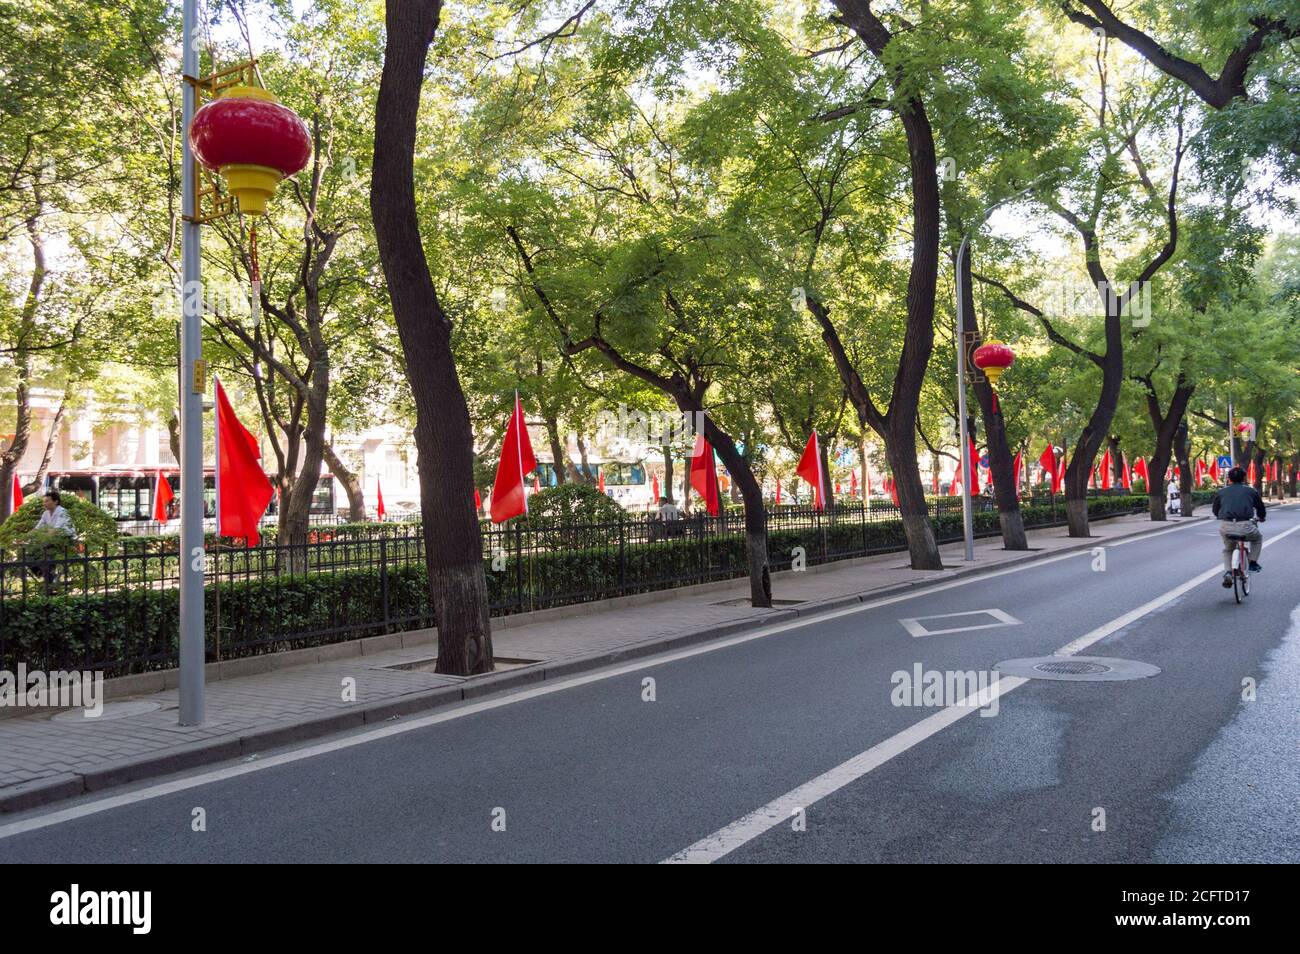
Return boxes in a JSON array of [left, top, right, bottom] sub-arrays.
[[41, 468, 336, 526]]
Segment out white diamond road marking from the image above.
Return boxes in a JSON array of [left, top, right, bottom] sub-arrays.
[[898, 608, 1022, 638]]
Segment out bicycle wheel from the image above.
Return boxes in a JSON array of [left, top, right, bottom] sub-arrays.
[[1241, 546, 1251, 598]]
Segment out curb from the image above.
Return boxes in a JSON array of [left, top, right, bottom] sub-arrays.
[[0, 513, 1209, 814]]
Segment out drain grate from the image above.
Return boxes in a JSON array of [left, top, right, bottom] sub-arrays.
[[995, 655, 1160, 682], [1035, 660, 1112, 676]]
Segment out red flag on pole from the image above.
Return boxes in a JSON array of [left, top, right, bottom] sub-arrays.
[[1038, 446, 1054, 486], [597, 470, 605, 494], [796, 431, 827, 510], [153, 471, 174, 522], [968, 438, 981, 494], [1194, 459, 1205, 486], [376, 479, 386, 521], [474, 487, 482, 510], [1134, 457, 1148, 484], [490, 392, 536, 523], [850, 469, 859, 496], [1121, 454, 1131, 490], [1099, 449, 1112, 490], [888, 476, 899, 507], [949, 474, 960, 497], [775, 478, 781, 505], [1012, 451, 1023, 488], [1247, 460, 1257, 484], [1052, 450, 1065, 494], [533, 472, 541, 492], [652, 473, 660, 499], [214, 378, 273, 546], [689, 432, 720, 516], [11, 473, 23, 512], [1208, 457, 1219, 482]]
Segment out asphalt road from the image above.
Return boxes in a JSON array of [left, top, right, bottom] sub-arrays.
[[3, 506, 1298, 864]]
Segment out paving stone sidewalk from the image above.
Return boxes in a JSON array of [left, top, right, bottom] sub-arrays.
[[0, 512, 1206, 810]]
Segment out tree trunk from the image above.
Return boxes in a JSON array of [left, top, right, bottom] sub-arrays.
[[819, 439, 835, 509], [371, 0, 491, 676], [543, 415, 566, 486], [0, 210, 45, 521], [576, 434, 595, 483], [323, 442, 366, 521], [705, 418, 771, 608]]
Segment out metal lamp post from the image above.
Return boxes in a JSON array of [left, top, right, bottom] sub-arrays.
[[179, 0, 205, 725]]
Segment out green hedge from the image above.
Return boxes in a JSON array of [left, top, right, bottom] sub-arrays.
[[1, 495, 1149, 677]]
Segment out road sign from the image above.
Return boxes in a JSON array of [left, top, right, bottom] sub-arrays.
[[1217, 455, 1232, 470]]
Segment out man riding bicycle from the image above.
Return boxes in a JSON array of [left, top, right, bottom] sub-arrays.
[[1212, 466, 1265, 588]]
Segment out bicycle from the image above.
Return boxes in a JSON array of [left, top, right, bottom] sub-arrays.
[[1229, 535, 1252, 604]]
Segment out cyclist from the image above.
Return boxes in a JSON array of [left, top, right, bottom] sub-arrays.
[[1212, 467, 1265, 587]]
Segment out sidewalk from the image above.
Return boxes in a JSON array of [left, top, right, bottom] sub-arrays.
[[0, 511, 1207, 812]]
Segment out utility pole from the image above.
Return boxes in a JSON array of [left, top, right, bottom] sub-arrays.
[[179, 0, 206, 725]]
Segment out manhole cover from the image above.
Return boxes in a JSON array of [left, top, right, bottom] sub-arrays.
[[995, 655, 1160, 682], [51, 700, 162, 723], [1035, 660, 1112, 676]]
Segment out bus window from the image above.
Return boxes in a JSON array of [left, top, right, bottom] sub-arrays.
[[310, 479, 334, 513], [51, 474, 97, 505], [602, 463, 645, 486]]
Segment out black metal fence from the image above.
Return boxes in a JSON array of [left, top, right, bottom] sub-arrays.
[[1, 492, 1149, 677]]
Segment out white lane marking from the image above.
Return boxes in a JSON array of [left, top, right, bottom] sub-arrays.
[[662, 676, 1029, 865], [0, 516, 1224, 839], [899, 608, 1021, 637], [662, 519, 1300, 864]]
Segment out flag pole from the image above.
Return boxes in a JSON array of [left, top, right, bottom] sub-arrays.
[[178, 0, 206, 725]]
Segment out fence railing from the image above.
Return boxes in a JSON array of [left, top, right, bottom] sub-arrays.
[[1, 492, 1151, 678]]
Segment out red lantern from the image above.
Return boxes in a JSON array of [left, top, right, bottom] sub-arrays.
[[972, 340, 1015, 385], [189, 86, 311, 215]]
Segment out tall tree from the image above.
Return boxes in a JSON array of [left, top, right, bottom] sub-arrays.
[[370, 0, 493, 675]]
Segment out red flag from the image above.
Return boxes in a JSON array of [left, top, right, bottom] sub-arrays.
[[1053, 450, 1065, 494], [850, 469, 859, 496], [949, 474, 960, 496], [10, 473, 23, 512], [214, 378, 273, 546], [597, 471, 606, 493], [490, 392, 536, 523], [1247, 460, 1257, 484], [1121, 454, 1131, 490], [968, 438, 981, 494], [1208, 457, 1219, 482], [376, 479, 386, 521], [1194, 459, 1205, 486], [775, 478, 781, 505], [1099, 449, 1112, 490], [153, 471, 174, 522], [796, 431, 827, 510], [1134, 457, 1148, 484], [1012, 451, 1023, 488], [689, 432, 720, 516], [1173, 464, 1181, 481], [474, 487, 482, 509], [835, 481, 842, 494], [652, 473, 660, 499], [1038, 446, 1055, 485], [533, 473, 541, 492]]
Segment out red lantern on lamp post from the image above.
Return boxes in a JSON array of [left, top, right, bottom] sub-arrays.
[[972, 340, 1015, 385], [189, 85, 311, 216]]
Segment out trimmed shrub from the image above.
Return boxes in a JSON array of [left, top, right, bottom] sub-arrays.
[[0, 495, 118, 558]]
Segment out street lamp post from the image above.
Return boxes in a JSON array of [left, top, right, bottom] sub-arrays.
[[179, 0, 205, 725], [954, 169, 1066, 561]]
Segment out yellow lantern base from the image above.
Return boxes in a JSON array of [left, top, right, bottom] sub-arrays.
[[983, 367, 1004, 385], [219, 163, 284, 216]]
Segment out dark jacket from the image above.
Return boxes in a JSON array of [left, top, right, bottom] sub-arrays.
[[1212, 483, 1266, 522]]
